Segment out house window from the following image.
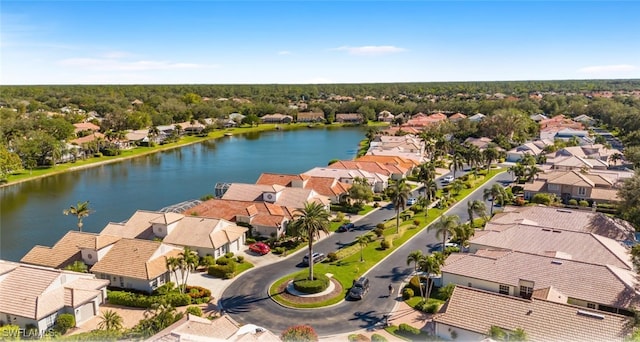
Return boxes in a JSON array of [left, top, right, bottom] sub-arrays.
[[578, 187, 587, 196], [519, 285, 533, 299], [587, 303, 596, 309], [499, 285, 510, 295], [548, 184, 560, 191]]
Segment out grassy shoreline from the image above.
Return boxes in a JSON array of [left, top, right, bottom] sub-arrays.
[[1, 122, 380, 188]]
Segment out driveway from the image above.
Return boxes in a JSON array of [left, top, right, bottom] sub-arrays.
[[216, 171, 510, 336]]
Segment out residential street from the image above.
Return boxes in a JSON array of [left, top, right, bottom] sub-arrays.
[[216, 170, 511, 336]]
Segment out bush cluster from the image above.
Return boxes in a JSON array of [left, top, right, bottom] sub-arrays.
[[208, 258, 237, 279], [402, 287, 414, 300], [186, 285, 211, 303], [107, 290, 191, 308], [348, 333, 370, 342], [54, 313, 76, 334], [380, 238, 392, 250], [292, 273, 330, 294], [371, 333, 388, 342], [397, 323, 421, 336]]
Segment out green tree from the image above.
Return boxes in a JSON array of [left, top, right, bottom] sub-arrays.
[[482, 147, 500, 172], [64, 260, 88, 273], [387, 179, 411, 234], [483, 184, 506, 215], [348, 177, 374, 207], [619, 171, 640, 229], [63, 200, 93, 231], [355, 234, 369, 262], [451, 179, 465, 195], [429, 214, 460, 253], [0, 144, 22, 181], [289, 202, 330, 280], [177, 247, 199, 293], [467, 200, 487, 226], [406, 250, 425, 299], [418, 252, 445, 299], [97, 310, 124, 331]]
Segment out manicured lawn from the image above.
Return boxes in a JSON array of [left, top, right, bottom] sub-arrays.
[[269, 169, 505, 308], [236, 260, 254, 275]]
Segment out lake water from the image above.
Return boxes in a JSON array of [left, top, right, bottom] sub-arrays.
[[0, 127, 365, 261]]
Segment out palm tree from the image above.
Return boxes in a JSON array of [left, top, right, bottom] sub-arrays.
[[355, 235, 369, 262], [451, 179, 465, 195], [508, 163, 526, 183], [423, 178, 438, 203], [290, 201, 330, 280], [97, 310, 123, 331], [417, 161, 436, 188], [482, 147, 499, 172], [406, 250, 426, 299], [418, 252, 445, 299], [63, 200, 93, 232], [467, 200, 487, 227], [387, 179, 411, 234], [429, 214, 460, 253], [165, 256, 180, 287], [524, 165, 541, 183], [483, 184, 506, 216], [178, 247, 199, 293], [449, 146, 465, 178], [452, 223, 475, 251]]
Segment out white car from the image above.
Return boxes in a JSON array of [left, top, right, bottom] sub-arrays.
[[407, 198, 417, 206], [442, 175, 455, 183]]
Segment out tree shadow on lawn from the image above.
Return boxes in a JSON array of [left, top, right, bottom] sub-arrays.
[[218, 294, 273, 314]]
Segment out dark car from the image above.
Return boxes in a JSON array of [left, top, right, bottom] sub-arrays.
[[348, 276, 370, 300], [337, 222, 356, 232], [302, 252, 326, 265]]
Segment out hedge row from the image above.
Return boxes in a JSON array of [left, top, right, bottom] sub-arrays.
[[107, 290, 191, 308], [293, 273, 330, 294]]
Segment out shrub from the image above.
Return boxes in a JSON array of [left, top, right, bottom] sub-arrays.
[[185, 306, 203, 317], [371, 333, 388, 342], [348, 333, 371, 342], [185, 285, 211, 300], [512, 185, 524, 194], [273, 247, 286, 255], [373, 227, 384, 238], [531, 193, 554, 205], [236, 255, 244, 263], [372, 195, 383, 202], [280, 325, 319, 342], [413, 219, 421, 226], [373, 202, 380, 208], [376, 223, 386, 230], [101, 148, 121, 156], [568, 199, 578, 206], [407, 275, 426, 295], [208, 261, 237, 279], [398, 323, 421, 336], [327, 252, 339, 262], [154, 282, 176, 295], [579, 200, 589, 207], [224, 252, 234, 258], [54, 313, 76, 334], [200, 255, 215, 267], [380, 238, 391, 250], [402, 287, 414, 300], [292, 273, 330, 294], [216, 257, 231, 266], [245, 237, 256, 244], [438, 283, 456, 301]]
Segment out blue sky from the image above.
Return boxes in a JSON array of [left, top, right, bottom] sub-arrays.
[[2, 1, 639, 85]]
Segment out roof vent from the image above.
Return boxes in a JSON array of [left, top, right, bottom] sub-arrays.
[[577, 310, 605, 320], [557, 209, 573, 213], [542, 228, 551, 232], [552, 230, 562, 233], [551, 260, 563, 265]]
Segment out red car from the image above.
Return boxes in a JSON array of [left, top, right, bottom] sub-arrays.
[[249, 242, 271, 255]]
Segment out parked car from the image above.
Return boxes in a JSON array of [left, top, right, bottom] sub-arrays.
[[302, 252, 326, 265], [337, 222, 356, 232], [430, 242, 459, 252], [249, 242, 271, 255], [442, 175, 455, 184], [407, 198, 417, 206], [348, 276, 370, 300]]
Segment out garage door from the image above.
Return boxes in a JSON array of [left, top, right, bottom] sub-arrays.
[[75, 302, 95, 325]]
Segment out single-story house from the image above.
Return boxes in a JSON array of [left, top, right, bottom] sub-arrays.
[[329, 160, 410, 180], [302, 167, 389, 193], [219, 183, 331, 209], [522, 170, 619, 204], [467, 113, 486, 122], [255, 173, 351, 204], [158, 216, 247, 258], [335, 113, 364, 123], [377, 110, 394, 122], [90, 238, 182, 293], [21, 231, 120, 269], [261, 114, 293, 123], [434, 286, 630, 342], [296, 112, 325, 123], [148, 313, 281, 341], [448, 112, 467, 122], [441, 249, 639, 315], [0, 260, 109, 335], [505, 142, 544, 162]]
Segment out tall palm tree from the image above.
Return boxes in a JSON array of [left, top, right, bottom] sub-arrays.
[[418, 252, 445, 300], [423, 178, 438, 203], [417, 161, 436, 189], [508, 163, 526, 183], [63, 200, 93, 232], [165, 256, 180, 287], [483, 184, 506, 215], [449, 146, 465, 178], [451, 179, 465, 195], [290, 201, 330, 280], [406, 250, 425, 299], [482, 147, 499, 172], [429, 214, 460, 253], [97, 310, 123, 331], [355, 235, 369, 262], [178, 247, 199, 293], [467, 200, 487, 227], [452, 223, 475, 251], [387, 179, 411, 234], [524, 165, 541, 183]]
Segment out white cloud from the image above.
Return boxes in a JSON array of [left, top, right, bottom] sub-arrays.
[[57, 57, 217, 71], [277, 50, 291, 55], [578, 64, 639, 74], [331, 45, 407, 56]]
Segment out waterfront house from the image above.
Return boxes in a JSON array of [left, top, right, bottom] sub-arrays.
[[184, 199, 294, 238], [158, 216, 247, 258], [219, 183, 331, 209], [255, 173, 351, 204], [302, 167, 389, 193], [335, 113, 364, 123], [21, 231, 120, 269], [261, 113, 293, 124], [434, 286, 630, 342], [377, 110, 394, 122], [441, 250, 639, 315], [90, 238, 181, 293], [355, 155, 420, 172], [328, 159, 410, 180], [296, 112, 325, 123], [0, 260, 109, 334]]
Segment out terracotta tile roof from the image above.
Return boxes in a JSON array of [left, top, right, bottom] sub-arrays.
[[73, 122, 100, 133], [0, 261, 108, 320], [434, 286, 630, 342], [329, 160, 401, 176], [255, 173, 351, 198], [70, 132, 105, 145], [90, 239, 182, 280], [470, 223, 632, 270], [100, 210, 164, 239], [303, 167, 388, 184], [221, 183, 328, 208], [20, 231, 114, 268], [489, 206, 634, 241], [442, 250, 640, 309], [161, 216, 247, 249], [590, 188, 621, 202], [381, 126, 423, 135], [449, 113, 467, 120], [256, 173, 306, 187], [184, 199, 292, 229], [355, 155, 420, 169]]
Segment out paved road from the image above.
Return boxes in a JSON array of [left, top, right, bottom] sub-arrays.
[[219, 171, 511, 336]]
